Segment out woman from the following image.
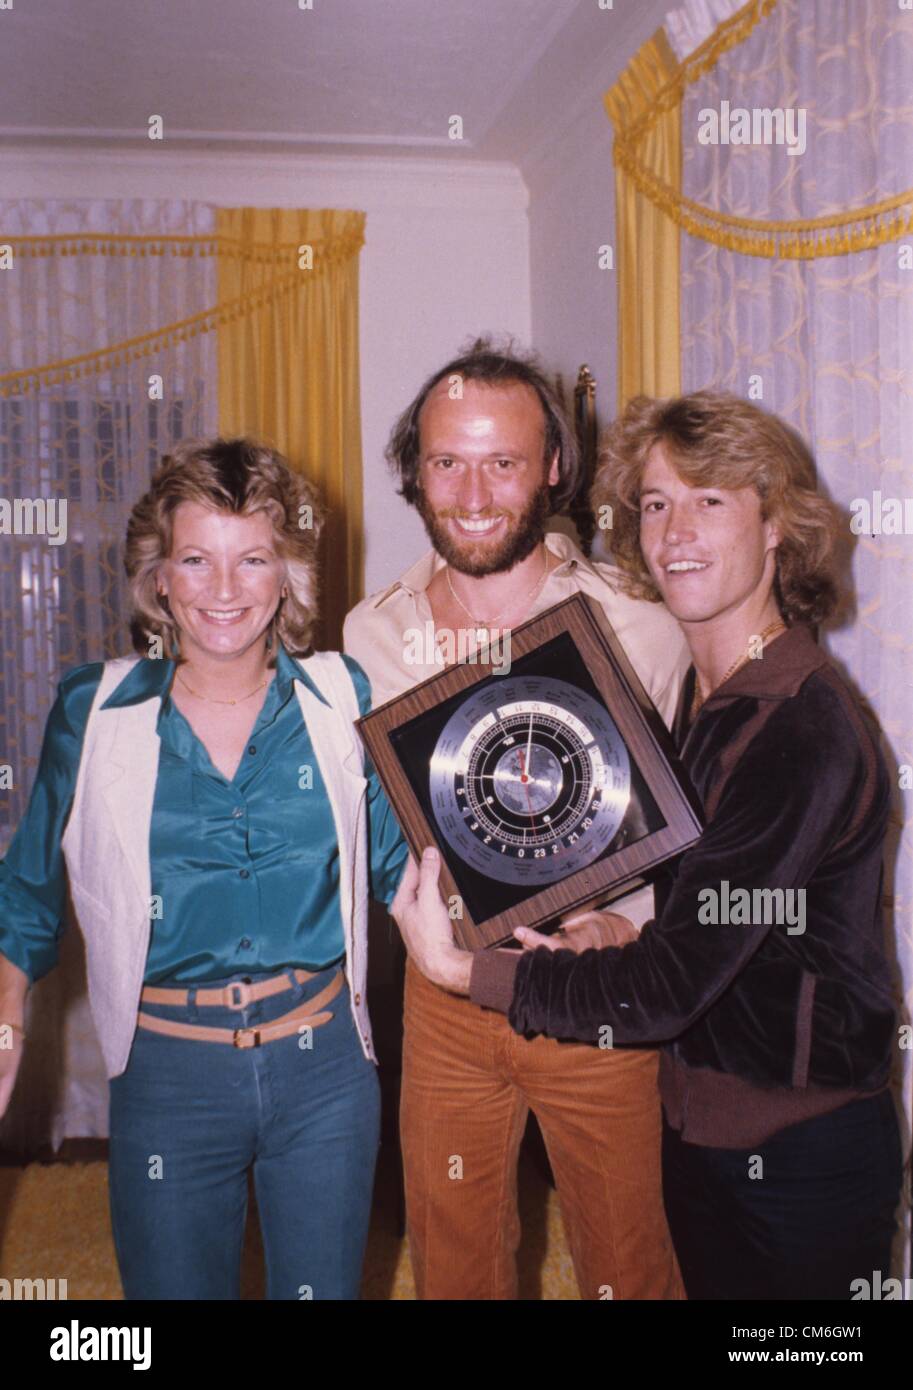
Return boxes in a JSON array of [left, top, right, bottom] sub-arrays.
[[392, 391, 903, 1301], [0, 437, 407, 1300]]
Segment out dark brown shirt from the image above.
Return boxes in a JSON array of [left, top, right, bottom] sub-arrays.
[[470, 626, 896, 1147]]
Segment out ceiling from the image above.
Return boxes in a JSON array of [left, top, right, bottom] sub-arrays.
[[0, 0, 667, 165]]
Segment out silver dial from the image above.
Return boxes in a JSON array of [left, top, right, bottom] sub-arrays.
[[428, 675, 631, 886]]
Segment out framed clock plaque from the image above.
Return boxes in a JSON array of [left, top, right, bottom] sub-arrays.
[[357, 593, 702, 950]]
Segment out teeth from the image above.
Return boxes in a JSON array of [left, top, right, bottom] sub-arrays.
[[456, 517, 501, 533], [201, 609, 246, 619], [666, 561, 709, 573]]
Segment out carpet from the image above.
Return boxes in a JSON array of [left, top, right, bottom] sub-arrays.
[[0, 1145, 580, 1300]]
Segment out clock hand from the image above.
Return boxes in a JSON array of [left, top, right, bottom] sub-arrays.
[[525, 713, 534, 779]]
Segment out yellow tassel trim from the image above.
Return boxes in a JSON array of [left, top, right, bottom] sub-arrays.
[[0, 230, 365, 265], [606, 0, 913, 259], [3, 268, 316, 398], [0, 220, 366, 397]]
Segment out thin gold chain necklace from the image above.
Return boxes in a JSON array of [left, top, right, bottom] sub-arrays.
[[445, 551, 551, 627], [691, 618, 786, 720], [176, 671, 269, 707]]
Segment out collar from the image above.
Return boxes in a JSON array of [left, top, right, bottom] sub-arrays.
[[701, 624, 827, 707], [367, 529, 590, 607], [101, 642, 330, 709]]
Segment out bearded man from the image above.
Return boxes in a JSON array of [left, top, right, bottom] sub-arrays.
[[344, 340, 689, 1300]]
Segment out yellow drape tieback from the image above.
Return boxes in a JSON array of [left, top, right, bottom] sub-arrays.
[[606, 0, 913, 260]]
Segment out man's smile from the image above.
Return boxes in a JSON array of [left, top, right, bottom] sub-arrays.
[[449, 514, 506, 538]]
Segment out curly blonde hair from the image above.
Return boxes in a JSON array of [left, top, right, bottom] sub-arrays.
[[125, 437, 325, 659], [592, 392, 844, 627]]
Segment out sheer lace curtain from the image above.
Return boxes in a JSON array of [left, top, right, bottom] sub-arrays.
[[665, 0, 744, 61], [672, 0, 913, 1262], [0, 199, 218, 1150]]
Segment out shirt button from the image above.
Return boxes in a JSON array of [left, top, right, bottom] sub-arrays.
[[239, 869, 251, 880], [240, 938, 252, 950], [231, 807, 244, 819], [354, 993, 361, 1006], [248, 744, 257, 755]]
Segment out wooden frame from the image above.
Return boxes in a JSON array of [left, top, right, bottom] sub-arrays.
[[357, 593, 702, 950]]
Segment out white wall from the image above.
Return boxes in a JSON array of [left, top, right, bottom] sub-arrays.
[[0, 148, 531, 595], [523, 0, 671, 439], [526, 102, 617, 419]]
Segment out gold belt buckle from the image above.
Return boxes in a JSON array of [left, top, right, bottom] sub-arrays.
[[233, 1027, 260, 1049]]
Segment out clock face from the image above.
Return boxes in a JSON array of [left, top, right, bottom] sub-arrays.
[[428, 675, 631, 886]]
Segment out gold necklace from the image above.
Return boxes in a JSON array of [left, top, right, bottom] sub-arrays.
[[177, 671, 269, 707], [445, 551, 551, 627], [691, 618, 786, 720]]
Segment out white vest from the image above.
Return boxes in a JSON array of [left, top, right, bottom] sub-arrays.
[[60, 652, 374, 1079]]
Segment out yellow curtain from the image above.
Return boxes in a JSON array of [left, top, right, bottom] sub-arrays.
[[216, 207, 366, 649], [604, 30, 681, 408]]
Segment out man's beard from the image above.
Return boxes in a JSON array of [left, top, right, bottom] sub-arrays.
[[416, 487, 551, 577]]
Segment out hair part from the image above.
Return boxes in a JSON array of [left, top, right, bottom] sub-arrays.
[[592, 391, 844, 627], [386, 335, 582, 515], [125, 437, 325, 660]]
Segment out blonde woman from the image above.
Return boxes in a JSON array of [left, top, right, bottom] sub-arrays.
[[0, 438, 407, 1300]]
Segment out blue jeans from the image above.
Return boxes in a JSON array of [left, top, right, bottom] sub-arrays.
[[662, 1089, 903, 1300], [108, 966, 380, 1300]]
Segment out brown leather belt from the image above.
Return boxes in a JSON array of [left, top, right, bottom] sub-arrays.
[[141, 966, 320, 1010], [136, 969, 344, 1049]]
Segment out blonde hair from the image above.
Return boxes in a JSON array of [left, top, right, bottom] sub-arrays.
[[125, 437, 325, 659], [593, 391, 844, 627]]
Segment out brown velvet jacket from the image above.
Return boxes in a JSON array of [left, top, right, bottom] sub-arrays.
[[471, 626, 897, 1094]]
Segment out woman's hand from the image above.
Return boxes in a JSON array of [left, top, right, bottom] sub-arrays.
[[514, 908, 638, 954], [390, 848, 473, 995], [0, 1027, 25, 1119], [0, 954, 28, 1119]]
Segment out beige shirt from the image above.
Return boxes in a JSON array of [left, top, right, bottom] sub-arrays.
[[344, 530, 690, 930]]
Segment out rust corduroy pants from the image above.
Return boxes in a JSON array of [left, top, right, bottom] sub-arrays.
[[401, 959, 684, 1301]]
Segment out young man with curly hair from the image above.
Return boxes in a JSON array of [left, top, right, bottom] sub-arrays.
[[394, 391, 903, 1301]]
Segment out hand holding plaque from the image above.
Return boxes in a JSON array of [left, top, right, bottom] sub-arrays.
[[358, 593, 702, 950]]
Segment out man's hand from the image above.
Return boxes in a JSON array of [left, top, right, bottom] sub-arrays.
[[390, 848, 473, 995], [514, 908, 638, 954]]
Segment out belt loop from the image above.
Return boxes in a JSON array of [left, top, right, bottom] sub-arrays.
[[283, 965, 306, 1003], [186, 985, 199, 1024]]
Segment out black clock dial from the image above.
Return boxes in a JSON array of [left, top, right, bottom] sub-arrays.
[[428, 675, 631, 886]]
